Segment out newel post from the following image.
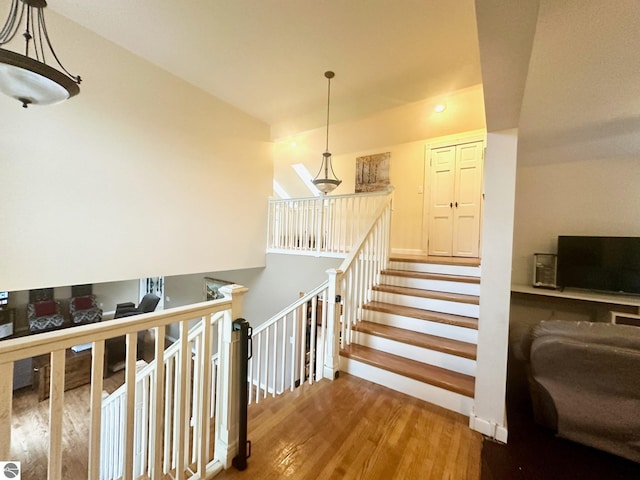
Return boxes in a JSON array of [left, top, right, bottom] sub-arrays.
[[324, 268, 343, 380], [215, 284, 248, 468]]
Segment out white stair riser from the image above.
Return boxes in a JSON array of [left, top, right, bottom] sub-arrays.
[[388, 261, 481, 278], [380, 274, 480, 295], [350, 332, 476, 376], [361, 309, 478, 343], [341, 357, 473, 416], [372, 291, 479, 318]]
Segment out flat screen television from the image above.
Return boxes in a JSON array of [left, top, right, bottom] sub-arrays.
[[556, 236, 640, 295]]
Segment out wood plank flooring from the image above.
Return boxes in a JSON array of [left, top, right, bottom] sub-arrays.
[[217, 373, 481, 480], [10, 372, 481, 480], [10, 371, 125, 480]]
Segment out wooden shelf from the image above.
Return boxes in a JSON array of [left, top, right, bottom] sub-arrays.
[[511, 284, 640, 308]]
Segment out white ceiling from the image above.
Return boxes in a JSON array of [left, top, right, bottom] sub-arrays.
[[47, 0, 482, 138], [477, 0, 640, 165], [44, 0, 640, 164]]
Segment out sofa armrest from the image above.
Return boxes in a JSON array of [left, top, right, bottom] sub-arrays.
[[530, 334, 640, 462]]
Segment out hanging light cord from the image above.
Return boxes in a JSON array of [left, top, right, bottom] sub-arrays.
[[0, 0, 81, 83], [0, 0, 22, 44], [325, 72, 332, 153]]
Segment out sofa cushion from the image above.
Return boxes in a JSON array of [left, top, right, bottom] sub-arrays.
[[34, 300, 56, 317], [74, 295, 94, 311]]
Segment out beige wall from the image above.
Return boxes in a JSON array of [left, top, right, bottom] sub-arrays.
[[510, 156, 640, 356], [512, 157, 640, 286], [0, 12, 272, 293], [164, 253, 342, 329], [273, 85, 486, 253]]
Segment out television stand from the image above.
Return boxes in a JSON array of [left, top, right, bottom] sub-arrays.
[[511, 284, 640, 311]]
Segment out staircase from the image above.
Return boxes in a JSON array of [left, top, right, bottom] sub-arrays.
[[340, 254, 480, 416]]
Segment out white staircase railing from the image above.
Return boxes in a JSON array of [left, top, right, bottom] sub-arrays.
[[253, 192, 393, 392], [248, 282, 330, 404], [100, 314, 221, 480], [0, 284, 247, 480], [332, 196, 393, 350], [267, 188, 393, 257]]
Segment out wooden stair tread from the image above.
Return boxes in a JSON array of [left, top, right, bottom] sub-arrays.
[[373, 284, 479, 305], [389, 254, 480, 267], [341, 343, 475, 398], [363, 301, 478, 330], [354, 321, 477, 360], [381, 269, 480, 284]]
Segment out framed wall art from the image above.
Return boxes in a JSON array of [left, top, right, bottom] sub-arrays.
[[355, 152, 391, 193], [204, 277, 232, 301]]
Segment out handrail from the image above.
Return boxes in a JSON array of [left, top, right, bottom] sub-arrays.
[[0, 284, 248, 480], [337, 196, 393, 274], [247, 282, 330, 404], [267, 188, 394, 256], [258, 190, 394, 388], [103, 310, 224, 406], [268, 187, 392, 204], [0, 299, 231, 363], [252, 281, 329, 335], [327, 191, 391, 356]]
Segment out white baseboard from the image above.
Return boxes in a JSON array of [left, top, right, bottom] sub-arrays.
[[390, 248, 425, 255], [468, 408, 508, 442]]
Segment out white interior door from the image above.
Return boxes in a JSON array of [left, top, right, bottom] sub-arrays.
[[428, 146, 456, 256], [453, 141, 483, 257], [425, 140, 484, 257]]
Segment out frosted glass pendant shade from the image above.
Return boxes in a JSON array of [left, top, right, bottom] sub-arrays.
[[312, 178, 341, 194], [0, 49, 80, 107]]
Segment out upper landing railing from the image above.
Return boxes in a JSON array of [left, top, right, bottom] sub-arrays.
[[0, 284, 247, 480], [267, 188, 393, 257], [251, 191, 394, 403]]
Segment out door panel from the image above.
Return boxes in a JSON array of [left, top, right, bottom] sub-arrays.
[[453, 141, 483, 257], [428, 146, 455, 256], [425, 140, 483, 257]]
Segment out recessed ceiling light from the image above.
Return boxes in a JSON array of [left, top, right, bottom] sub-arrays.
[[434, 104, 446, 113]]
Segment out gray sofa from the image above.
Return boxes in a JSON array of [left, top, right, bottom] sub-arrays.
[[524, 320, 640, 463]]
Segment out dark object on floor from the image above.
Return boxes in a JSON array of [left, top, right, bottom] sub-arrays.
[[481, 348, 640, 480]]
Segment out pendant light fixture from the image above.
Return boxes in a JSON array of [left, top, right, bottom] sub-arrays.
[[0, 0, 81, 108], [312, 71, 342, 194]]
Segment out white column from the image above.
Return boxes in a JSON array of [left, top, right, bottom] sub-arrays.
[[323, 268, 342, 380], [470, 129, 518, 443]]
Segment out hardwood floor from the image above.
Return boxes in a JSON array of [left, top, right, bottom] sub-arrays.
[[10, 371, 481, 480], [10, 371, 125, 479], [217, 373, 482, 480]]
